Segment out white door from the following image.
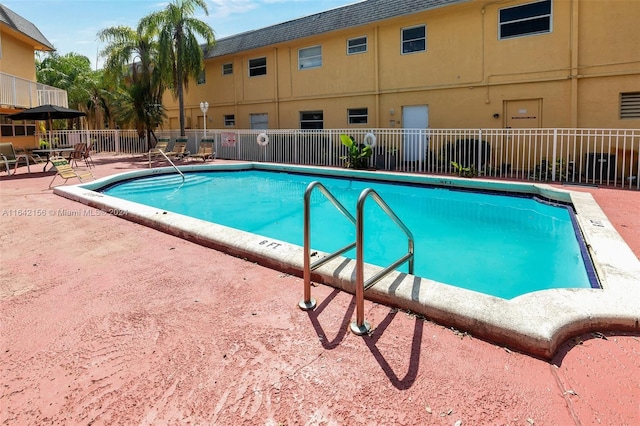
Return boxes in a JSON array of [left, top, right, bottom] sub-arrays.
[[402, 105, 429, 162]]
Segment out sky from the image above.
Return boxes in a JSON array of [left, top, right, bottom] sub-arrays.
[[4, 0, 358, 70]]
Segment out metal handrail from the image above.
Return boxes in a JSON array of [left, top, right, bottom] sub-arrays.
[[299, 182, 415, 338], [299, 181, 356, 310], [148, 148, 185, 182], [351, 188, 414, 335]]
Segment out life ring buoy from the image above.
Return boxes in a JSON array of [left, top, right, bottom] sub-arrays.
[[257, 132, 269, 146], [363, 132, 377, 148]]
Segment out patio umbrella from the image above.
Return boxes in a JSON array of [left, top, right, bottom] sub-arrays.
[[8, 104, 86, 145]]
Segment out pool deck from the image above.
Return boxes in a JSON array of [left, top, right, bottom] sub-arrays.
[[1, 153, 639, 425]]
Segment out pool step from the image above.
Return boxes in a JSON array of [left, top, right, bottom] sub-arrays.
[[115, 174, 211, 193]]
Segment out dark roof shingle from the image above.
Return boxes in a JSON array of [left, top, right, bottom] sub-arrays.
[[0, 3, 55, 51], [206, 0, 467, 58]]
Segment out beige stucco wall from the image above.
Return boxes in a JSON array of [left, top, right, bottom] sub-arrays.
[[0, 29, 37, 80], [167, 0, 640, 131]]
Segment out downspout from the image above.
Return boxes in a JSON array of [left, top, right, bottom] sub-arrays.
[[274, 47, 280, 128], [374, 26, 380, 127], [234, 58, 239, 127], [570, 0, 579, 127]]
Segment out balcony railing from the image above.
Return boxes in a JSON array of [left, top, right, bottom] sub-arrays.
[[0, 72, 68, 109]]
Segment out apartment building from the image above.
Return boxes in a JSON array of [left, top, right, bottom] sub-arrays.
[[165, 0, 640, 132], [0, 4, 67, 147]]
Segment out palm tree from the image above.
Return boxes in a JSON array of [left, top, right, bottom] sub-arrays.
[[36, 51, 96, 130], [141, 0, 215, 137], [98, 24, 166, 144]]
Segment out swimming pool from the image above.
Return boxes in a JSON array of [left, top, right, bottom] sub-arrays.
[[100, 170, 595, 299], [54, 162, 640, 358]]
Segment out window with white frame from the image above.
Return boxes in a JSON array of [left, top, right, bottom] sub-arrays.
[[224, 114, 235, 127], [249, 57, 267, 77], [348, 108, 368, 124], [222, 63, 233, 75], [620, 92, 640, 119], [402, 25, 426, 54], [347, 36, 367, 55], [499, 0, 552, 39], [300, 111, 324, 130], [196, 69, 206, 85], [298, 46, 322, 70], [250, 113, 268, 129]]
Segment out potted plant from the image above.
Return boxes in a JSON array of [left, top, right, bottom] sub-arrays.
[[340, 134, 372, 169]]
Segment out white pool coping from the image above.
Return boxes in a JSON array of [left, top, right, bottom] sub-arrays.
[[54, 162, 640, 359]]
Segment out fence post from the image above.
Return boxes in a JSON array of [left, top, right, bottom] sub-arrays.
[[551, 128, 558, 182], [478, 129, 483, 173]]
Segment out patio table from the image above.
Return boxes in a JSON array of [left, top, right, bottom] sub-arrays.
[[32, 147, 74, 172]]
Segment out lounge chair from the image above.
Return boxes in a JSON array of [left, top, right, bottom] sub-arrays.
[[48, 156, 95, 188], [165, 141, 188, 159], [188, 142, 215, 162], [148, 140, 169, 162], [0, 142, 31, 175]]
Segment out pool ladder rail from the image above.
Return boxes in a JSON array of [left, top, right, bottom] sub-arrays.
[[300, 181, 414, 335], [148, 148, 185, 182]]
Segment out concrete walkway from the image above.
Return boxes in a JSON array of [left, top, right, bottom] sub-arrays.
[[1, 153, 638, 425]]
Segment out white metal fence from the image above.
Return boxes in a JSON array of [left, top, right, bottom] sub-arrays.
[[47, 128, 640, 189]]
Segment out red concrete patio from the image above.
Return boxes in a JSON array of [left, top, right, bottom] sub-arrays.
[[1, 153, 638, 425]]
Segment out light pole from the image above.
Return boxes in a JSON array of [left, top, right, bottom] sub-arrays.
[[199, 101, 209, 154], [200, 101, 209, 138]]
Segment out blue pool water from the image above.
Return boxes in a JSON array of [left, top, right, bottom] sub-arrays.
[[102, 170, 594, 299]]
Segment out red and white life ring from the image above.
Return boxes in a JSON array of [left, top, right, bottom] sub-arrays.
[[257, 132, 269, 146], [363, 132, 377, 148]]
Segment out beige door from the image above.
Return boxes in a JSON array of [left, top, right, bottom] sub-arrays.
[[505, 99, 542, 128]]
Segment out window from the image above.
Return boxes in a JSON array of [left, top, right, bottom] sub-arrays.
[[250, 113, 268, 129], [298, 46, 322, 70], [196, 70, 206, 85], [249, 57, 267, 77], [499, 0, 552, 39], [224, 114, 235, 127], [402, 25, 426, 54], [348, 108, 368, 124], [300, 111, 324, 130], [222, 63, 233, 75], [620, 92, 640, 119], [0, 116, 35, 137], [347, 36, 368, 55]]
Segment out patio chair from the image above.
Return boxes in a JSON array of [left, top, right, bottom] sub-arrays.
[[83, 142, 95, 168], [15, 147, 45, 166], [68, 143, 87, 167], [0, 142, 31, 175], [188, 142, 215, 162], [48, 156, 95, 188]]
